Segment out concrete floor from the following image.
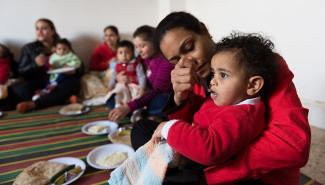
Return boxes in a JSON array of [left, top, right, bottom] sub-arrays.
[[301, 126, 325, 184]]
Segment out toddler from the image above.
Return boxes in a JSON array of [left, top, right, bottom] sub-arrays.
[[106, 40, 146, 108]]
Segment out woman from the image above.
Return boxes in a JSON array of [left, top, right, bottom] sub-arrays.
[[10, 18, 83, 112], [132, 12, 310, 184], [107, 25, 174, 122], [89, 25, 119, 71], [81, 25, 120, 99]]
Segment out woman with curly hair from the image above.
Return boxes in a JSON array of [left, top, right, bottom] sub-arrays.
[[132, 12, 310, 184]]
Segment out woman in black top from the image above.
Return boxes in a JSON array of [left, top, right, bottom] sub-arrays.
[[1, 18, 83, 112]]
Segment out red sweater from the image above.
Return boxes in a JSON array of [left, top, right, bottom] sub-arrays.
[[168, 55, 310, 185], [89, 43, 116, 71], [168, 97, 266, 166], [115, 60, 139, 84], [0, 58, 10, 84]]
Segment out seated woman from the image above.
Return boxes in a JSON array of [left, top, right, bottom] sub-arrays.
[[132, 11, 310, 184], [31, 38, 82, 102], [107, 25, 175, 122], [1, 18, 83, 113], [81, 25, 120, 99]]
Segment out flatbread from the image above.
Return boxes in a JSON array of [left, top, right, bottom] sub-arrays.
[[61, 103, 83, 113], [13, 161, 67, 185]]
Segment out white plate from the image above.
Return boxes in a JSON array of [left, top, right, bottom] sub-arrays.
[[48, 67, 75, 74], [108, 128, 132, 146], [87, 143, 134, 170], [0, 111, 3, 117], [81, 120, 118, 135], [82, 96, 107, 106], [59, 104, 90, 116], [48, 157, 86, 185]]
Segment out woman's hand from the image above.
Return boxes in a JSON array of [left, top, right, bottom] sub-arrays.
[[151, 121, 167, 144], [107, 104, 130, 121], [171, 57, 199, 105], [116, 71, 128, 84], [35, 54, 48, 66]]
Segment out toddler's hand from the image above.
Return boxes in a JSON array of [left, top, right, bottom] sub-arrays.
[[116, 71, 127, 83]]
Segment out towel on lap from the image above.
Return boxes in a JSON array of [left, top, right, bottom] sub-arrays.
[[108, 140, 177, 185]]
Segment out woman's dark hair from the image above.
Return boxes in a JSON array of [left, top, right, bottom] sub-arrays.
[[104, 25, 119, 36], [133, 25, 158, 53], [0, 44, 14, 59], [117, 40, 135, 54], [133, 25, 156, 43], [215, 32, 277, 98], [156, 11, 208, 45], [36, 18, 60, 42]]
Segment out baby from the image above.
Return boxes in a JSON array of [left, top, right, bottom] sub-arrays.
[[33, 38, 81, 100]]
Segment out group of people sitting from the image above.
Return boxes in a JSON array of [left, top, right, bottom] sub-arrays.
[[0, 19, 174, 123], [1, 11, 310, 185]]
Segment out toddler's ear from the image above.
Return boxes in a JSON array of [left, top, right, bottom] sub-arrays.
[[246, 76, 264, 96]]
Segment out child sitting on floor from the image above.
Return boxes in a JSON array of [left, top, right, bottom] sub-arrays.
[[106, 40, 146, 108]]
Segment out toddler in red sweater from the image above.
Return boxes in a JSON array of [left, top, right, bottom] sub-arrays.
[[107, 40, 146, 108]]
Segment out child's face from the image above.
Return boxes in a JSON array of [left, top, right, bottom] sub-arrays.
[[56, 44, 69, 56], [117, 47, 133, 63], [209, 51, 249, 106], [133, 36, 155, 59], [104, 29, 119, 48]]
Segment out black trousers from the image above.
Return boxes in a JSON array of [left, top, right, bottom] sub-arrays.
[[131, 119, 160, 150], [35, 77, 80, 109], [0, 76, 47, 111], [0, 76, 80, 111]]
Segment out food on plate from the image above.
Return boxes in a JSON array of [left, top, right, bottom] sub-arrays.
[[96, 152, 128, 167], [13, 161, 82, 185], [13, 161, 67, 185], [109, 129, 131, 146], [88, 125, 108, 134], [61, 103, 83, 113]]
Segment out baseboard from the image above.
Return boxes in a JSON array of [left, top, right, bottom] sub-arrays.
[[302, 99, 325, 129]]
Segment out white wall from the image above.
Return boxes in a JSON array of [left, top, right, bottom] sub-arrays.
[[1, 0, 324, 127], [183, 0, 325, 128], [0, 0, 158, 66]]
